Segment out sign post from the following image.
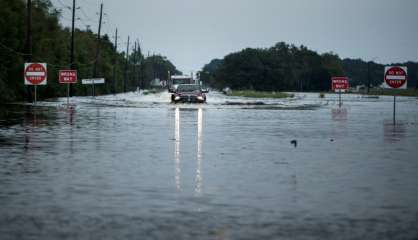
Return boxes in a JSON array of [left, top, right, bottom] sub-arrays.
[[383, 66, 407, 125], [82, 78, 105, 97], [332, 77, 349, 108], [59, 70, 78, 105], [24, 63, 47, 105]]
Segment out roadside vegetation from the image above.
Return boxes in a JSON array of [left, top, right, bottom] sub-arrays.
[[364, 88, 418, 97], [200, 44, 418, 94], [0, 0, 180, 103], [227, 90, 293, 99]]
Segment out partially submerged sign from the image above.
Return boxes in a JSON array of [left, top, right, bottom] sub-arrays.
[[331, 77, 349, 108], [59, 70, 77, 84], [332, 77, 349, 92], [24, 63, 47, 85], [82, 78, 105, 85], [383, 66, 407, 89], [382, 66, 408, 125]]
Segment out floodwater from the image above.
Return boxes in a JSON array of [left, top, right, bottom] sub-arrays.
[[0, 92, 418, 240]]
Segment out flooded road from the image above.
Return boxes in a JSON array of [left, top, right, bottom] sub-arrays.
[[1, 92, 418, 239]]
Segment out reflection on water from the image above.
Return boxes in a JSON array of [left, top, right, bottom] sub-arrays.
[[331, 107, 348, 122], [383, 120, 406, 143], [174, 107, 181, 190], [173, 107, 204, 194], [195, 108, 203, 195], [66, 105, 76, 125], [1, 94, 418, 239]]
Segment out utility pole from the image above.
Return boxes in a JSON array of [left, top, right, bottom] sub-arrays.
[[152, 53, 156, 81], [69, 0, 76, 98], [133, 41, 137, 91], [137, 41, 142, 89], [367, 61, 371, 94], [25, 0, 33, 103], [92, 3, 103, 97], [112, 28, 118, 94], [416, 71, 418, 89], [124, 36, 130, 93]]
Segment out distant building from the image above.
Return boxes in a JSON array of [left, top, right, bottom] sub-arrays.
[[355, 85, 366, 93], [150, 78, 161, 87], [168, 75, 196, 92]]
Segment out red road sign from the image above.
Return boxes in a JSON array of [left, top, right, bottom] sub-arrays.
[[59, 70, 77, 84], [24, 63, 47, 85], [384, 66, 407, 89], [332, 77, 349, 91]]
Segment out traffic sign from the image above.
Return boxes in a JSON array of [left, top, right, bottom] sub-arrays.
[[82, 78, 105, 85], [59, 70, 77, 84], [332, 77, 349, 91], [24, 63, 47, 85], [384, 66, 407, 89]]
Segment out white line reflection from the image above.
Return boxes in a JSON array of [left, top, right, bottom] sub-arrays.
[[195, 108, 203, 195], [175, 107, 181, 190]]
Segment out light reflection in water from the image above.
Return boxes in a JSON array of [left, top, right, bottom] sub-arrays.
[[173, 108, 204, 194], [174, 107, 181, 190], [195, 108, 203, 195]]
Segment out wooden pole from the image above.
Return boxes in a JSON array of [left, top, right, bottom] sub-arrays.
[[92, 3, 103, 97], [26, 0, 33, 103]]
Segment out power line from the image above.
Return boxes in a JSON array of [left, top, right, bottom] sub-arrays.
[[79, 7, 94, 22], [55, 0, 72, 11]]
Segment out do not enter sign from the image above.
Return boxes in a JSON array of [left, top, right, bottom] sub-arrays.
[[24, 63, 47, 85], [384, 66, 407, 89]]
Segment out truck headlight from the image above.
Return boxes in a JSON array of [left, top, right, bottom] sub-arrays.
[[174, 96, 181, 101], [197, 96, 204, 101]]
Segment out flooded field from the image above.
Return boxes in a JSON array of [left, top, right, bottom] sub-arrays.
[[1, 92, 418, 239]]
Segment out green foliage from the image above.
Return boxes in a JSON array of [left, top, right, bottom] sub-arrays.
[[140, 55, 181, 89], [203, 42, 344, 92], [203, 42, 418, 92], [0, 0, 180, 102], [227, 90, 291, 99], [342, 59, 418, 89], [367, 88, 418, 97]]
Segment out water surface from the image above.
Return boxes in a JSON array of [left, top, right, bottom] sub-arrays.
[[0, 92, 418, 239]]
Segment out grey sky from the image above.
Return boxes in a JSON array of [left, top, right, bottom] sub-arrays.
[[53, 0, 418, 73]]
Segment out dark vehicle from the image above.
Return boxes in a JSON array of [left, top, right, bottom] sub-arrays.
[[171, 84, 208, 103]]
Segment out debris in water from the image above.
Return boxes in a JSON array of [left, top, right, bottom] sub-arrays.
[[290, 140, 297, 148]]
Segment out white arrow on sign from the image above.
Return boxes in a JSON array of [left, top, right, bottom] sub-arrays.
[[82, 78, 105, 85]]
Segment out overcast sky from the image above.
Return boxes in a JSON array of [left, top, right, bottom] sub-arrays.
[[52, 0, 418, 73]]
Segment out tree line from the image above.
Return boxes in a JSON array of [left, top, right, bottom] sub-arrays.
[[201, 42, 418, 91], [0, 0, 180, 103]]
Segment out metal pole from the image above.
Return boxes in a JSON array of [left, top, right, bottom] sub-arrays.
[[69, 0, 76, 97], [67, 84, 70, 105], [393, 95, 396, 125], [339, 89, 342, 108], [92, 79, 95, 98], [34, 85, 37, 105]]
